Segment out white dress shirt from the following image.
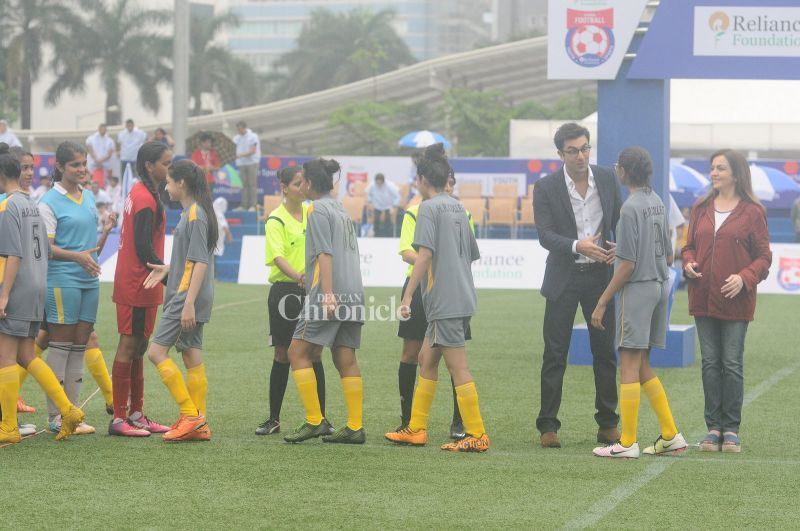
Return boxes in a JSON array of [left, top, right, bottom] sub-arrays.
[[565, 166, 603, 263], [117, 127, 147, 161], [86, 132, 115, 170], [233, 129, 260, 166], [0, 130, 22, 148], [367, 181, 400, 211]]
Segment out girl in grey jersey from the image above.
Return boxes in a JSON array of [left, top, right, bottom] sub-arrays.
[[385, 143, 489, 452], [590, 147, 687, 459], [283, 158, 366, 445], [0, 142, 85, 444], [144, 161, 218, 442]]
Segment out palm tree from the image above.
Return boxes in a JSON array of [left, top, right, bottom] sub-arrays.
[[2, 0, 77, 129], [187, 11, 263, 115], [46, 0, 170, 125], [272, 8, 416, 100]]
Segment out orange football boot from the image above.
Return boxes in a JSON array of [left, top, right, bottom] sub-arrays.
[[440, 433, 489, 452], [384, 426, 428, 446], [17, 397, 36, 413], [162, 415, 207, 441]]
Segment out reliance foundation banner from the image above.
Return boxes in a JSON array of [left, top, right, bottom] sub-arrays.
[[694, 6, 800, 57]]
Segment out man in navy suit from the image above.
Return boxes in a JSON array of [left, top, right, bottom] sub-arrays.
[[533, 123, 622, 448]]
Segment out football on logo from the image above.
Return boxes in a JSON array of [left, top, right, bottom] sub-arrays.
[[566, 25, 615, 67]]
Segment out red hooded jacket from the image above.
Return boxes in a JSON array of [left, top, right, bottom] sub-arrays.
[[681, 199, 771, 321]]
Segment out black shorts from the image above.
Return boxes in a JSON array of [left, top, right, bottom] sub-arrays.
[[397, 277, 472, 342], [268, 282, 305, 348], [398, 277, 427, 341]]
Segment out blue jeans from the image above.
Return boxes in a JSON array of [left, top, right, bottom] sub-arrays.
[[695, 316, 748, 433]]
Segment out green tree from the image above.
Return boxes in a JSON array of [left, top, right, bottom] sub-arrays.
[[46, 0, 170, 125], [187, 10, 263, 115], [441, 88, 514, 157], [325, 100, 426, 155], [441, 88, 597, 156], [0, 81, 20, 124], [1, 0, 76, 129], [272, 8, 416, 100]]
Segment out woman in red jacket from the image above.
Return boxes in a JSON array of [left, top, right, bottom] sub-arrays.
[[682, 149, 771, 453]]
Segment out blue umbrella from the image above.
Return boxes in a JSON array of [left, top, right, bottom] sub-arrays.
[[399, 130, 451, 149], [749, 164, 800, 202], [669, 163, 709, 194]]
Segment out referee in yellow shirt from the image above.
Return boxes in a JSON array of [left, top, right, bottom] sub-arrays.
[[256, 167, 328, 435]]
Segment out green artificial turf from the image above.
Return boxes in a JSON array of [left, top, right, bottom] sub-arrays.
[[4, 284, 798, 529]]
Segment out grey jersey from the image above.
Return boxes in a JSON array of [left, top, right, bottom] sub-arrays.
[[304, 196, 364, 322], [414, 193, 480, 320], [162, 203, 215, 322], [615, 189, 671, 283], [0, 191, 49, 320]]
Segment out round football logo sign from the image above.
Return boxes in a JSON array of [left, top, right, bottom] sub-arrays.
[[566, 24, 615, 67]]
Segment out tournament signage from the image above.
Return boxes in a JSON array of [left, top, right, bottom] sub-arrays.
[[547, 0, 649, 80], [627, 1, 800, 80], [694, 6, 800, 57]]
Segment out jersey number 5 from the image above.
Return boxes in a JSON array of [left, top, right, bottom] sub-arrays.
[[32, 223, 43, 260]]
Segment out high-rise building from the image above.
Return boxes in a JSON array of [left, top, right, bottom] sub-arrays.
[[219, 0, 501, 74], [220, 0, 434, 73], [491, 0, 547, 42]]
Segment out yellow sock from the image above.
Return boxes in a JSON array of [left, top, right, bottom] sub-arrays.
[[0, 366, 20, 431], [26, 357, 72, 415], [619, 383, 641, 448], [17, 364, 28, 386], [156, 359, 198, 417], [19, 344, 45, 385], [84, 348, 113, 406], [341, 376, 363, 431], [187, 364, 208, 417], [642, 377, 678, 440], [292, 368, 323, 425], [455, 381, 486, 437], [408, 376, 437, 432]]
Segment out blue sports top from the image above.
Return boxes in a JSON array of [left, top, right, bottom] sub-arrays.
[[39, 183, 99, 288]]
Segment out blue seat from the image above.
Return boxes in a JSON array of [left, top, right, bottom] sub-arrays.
[[768, 217, 795, 243]]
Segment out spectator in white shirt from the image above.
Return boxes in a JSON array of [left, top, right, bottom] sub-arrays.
[[117, 118, 147, 178], [86, 123, 115, 185], [31, 176, 52, 203], [90, 179, 112, 206], [105, 174, 123, 214], [212, 197, 233, 258], [233, 121, 261, 211], [366, 172, 401, 237], [0, 119, 22, 148]]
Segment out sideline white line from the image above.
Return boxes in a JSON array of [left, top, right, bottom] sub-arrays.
[[213, 297, 262, 311], [563, 361, 800, 530]]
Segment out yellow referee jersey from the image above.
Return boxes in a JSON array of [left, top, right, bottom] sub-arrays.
[[265, 202, 308, 283]]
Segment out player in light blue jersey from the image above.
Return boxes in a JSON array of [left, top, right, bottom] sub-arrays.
[[38, 141, 104, 435]]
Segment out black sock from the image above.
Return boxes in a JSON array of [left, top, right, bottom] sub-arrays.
[[268, 360, 291, 420], [399, 362, 417, 426], [312, 361, 326, 416], [451, 377, 463, 425]]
